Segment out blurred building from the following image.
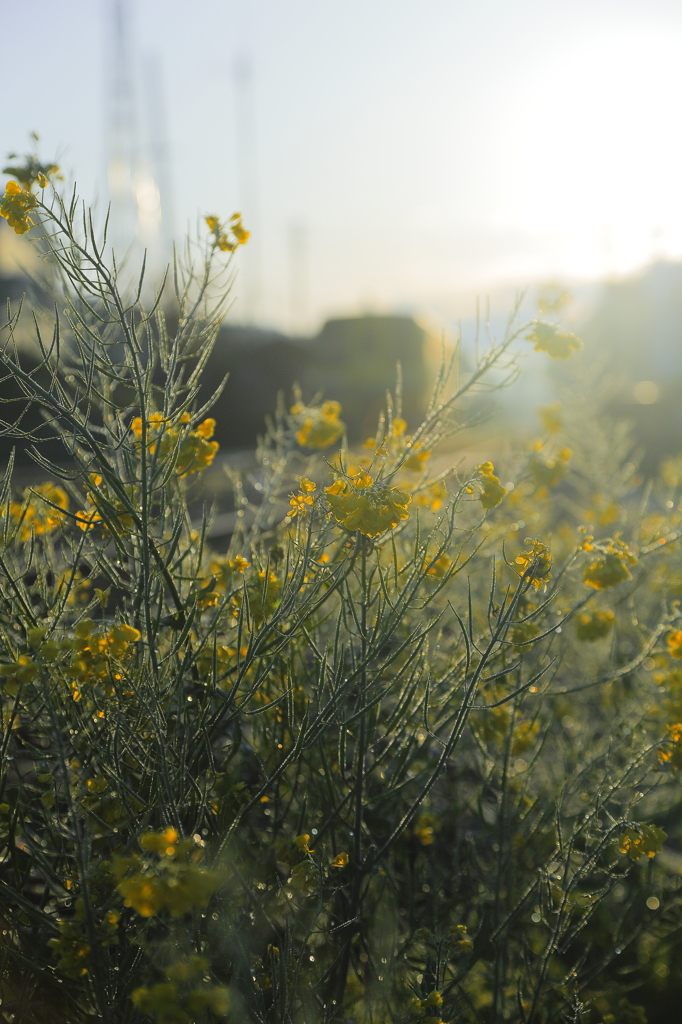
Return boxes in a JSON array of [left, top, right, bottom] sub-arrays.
[[196, 325, 310, 451], [581, 259, 682, 469], [199, 314, 431, 450], [300, 315, 429, 442]]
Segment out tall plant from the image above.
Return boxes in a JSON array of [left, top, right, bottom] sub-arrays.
[[0, 160, 681, 1024]]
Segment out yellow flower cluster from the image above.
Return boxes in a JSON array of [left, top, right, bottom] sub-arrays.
[[412, 811, 438, 846], [426, 553, 453, 578], [538, 402, 563, 434], [658, 722, 682, 772], [5, 482, 68, 542], [66, 619, 141, 700], [451, 924, 474, 953], [115, 828, 219, 918], [511, 718, 539, 753], [48, 898, 119, 979], [132, 955, 229, 1024], [526, 321, 583, 359], [529, 446, 572, 492], [415, 480, 447, 512], [575, 609, 615, 641], [326, 470, 411, 537], [228, 568, 281, 627], [75, 474, 134, 535], [207, 554, 250, 597], [585, 494, 619, 527], [515, 540, 552, 591], [583, 538, 637, 590], [476, 462, 507, 509], [2, 155, 61, 191], [667, 630, 682, 659], [408, 988, 446, 1024], [205, 212, 250, 251], [510, 620, 540, 646], [288, 477, 316, 518], [203, 553, 281, 630], [0, 179, 38, 234], [0, 654, 38, 690], [292, 400, 345, 449], [618, 823, 667, 861], [386, 417, 431, 471], [130, 413, 219, 477]]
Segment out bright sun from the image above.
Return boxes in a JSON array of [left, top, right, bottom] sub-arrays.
[[505, 24, 682, 278]]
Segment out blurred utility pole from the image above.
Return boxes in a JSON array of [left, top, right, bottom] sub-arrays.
[[232, 56, 262, 324], [142, 53, 174, 267], [105, 0, 169, 283], [105, 0, 138, 258], [288, 221, 309, 335]]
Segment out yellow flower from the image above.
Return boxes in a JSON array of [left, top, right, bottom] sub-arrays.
[[575, 609, 615, 641], [75, 475, 134, 536], [667, 630, 682, 659], [75, 508, 104, 532], [618, 824, 666, 861], [230, 212, 250, 244], [194, 417, 216, 439], [2, 155, 61, 191], [658, 722, 682, 771], [413, 811, 438, 846], [140, 827, 179, 853], [130, 413, 219, 476], [583, 539, 637, 590], [404, 445, 430, 472], [325, 471, 411, 537], [118, 875, 164, 918], [175, 430, 219, 477], [515, 540, 552, 590], [538, 402, 563, 434], [294, 400, 345, 449], [529, 446, 572, 491], [6, 482, 69, 541], [0, 179, 38, 234], [65, 620, 140, 696], [293, 833, 314, 854], [526, 321, 583, 358], [450, 925, 474, 953], [208, 554, 251, 594], [288, 477, 317, 518], [426, 553, 452, 578], [331, 852, 349, 867], [510, 620, 540, 646], [414, 480, 447, 512], [230, 555, 250, 573], [116, 831, 220, 918], [586, 495, 619, 527], [205, 212, 249, 251], [511, 719, 539, 753], [477, 462, 507, 509]]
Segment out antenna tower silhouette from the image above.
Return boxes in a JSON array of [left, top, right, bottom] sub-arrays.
[[232, 56, 262, 323], [105, 0, 170, 278], [106, 0, 138, 258]]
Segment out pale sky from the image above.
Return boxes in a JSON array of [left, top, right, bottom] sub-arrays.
[[4, 0, 682, 331]]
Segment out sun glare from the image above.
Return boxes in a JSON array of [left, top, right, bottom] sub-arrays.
[[506, 26, 682, 279]]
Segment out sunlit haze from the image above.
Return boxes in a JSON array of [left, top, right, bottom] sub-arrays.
[[4, 0, 682, 330]]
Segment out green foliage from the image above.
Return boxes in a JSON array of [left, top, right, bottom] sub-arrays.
[[2, 165, 682, 1024]]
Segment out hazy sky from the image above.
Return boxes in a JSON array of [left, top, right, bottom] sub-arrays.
[[4, 0, 682, 330]]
